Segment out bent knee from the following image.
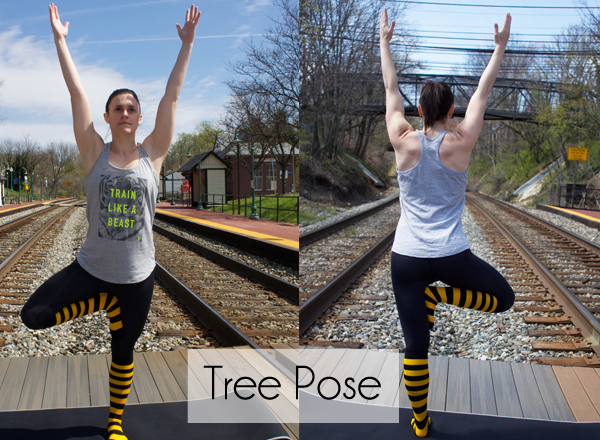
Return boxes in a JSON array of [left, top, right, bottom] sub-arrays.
[[20, 305, 53, 330], [495, 288, 515, 313]]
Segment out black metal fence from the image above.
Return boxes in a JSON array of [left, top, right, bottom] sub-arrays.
[[555, 185, 600, 211], [185, 193, 299, 224]]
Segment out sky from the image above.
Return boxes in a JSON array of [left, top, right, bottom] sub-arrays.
[[0, 0, 280, 145], [1, 1, 596, 148], [392, 0, 596, 75]]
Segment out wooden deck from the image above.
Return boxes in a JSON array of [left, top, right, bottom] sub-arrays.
[[0, 347, 299, 440], [3, 347, 600, 439], [300, 348, 600, 423]]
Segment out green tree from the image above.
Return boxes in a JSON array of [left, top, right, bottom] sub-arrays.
[[169, 121, 223, 171]]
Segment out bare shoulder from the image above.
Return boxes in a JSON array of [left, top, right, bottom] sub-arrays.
[[390, 127, 418, 151], [141, 136, 166, 175], [80, 135, 107, 176], [440, 130, 471, 152], [439, 130, 472, 171]]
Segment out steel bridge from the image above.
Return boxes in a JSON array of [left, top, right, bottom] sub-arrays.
[[355, 73, 560, 122]]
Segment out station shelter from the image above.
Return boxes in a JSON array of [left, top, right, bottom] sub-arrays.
[[215, 142, 298, 196], [178, 151, 230, 208]]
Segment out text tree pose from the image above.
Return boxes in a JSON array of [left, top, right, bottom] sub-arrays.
[[380, 9, 515, 438], [20, 4, 200, 439]]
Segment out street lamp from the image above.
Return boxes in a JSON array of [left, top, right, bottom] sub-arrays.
[[231, 125, 258, 220], [186, 145, 203, 210], [0, 161, 9, 204], [167, 151, 176, 206], [40, 175, 45, 201], [30, 172, 35, 202], [19, 167, 28, 204]]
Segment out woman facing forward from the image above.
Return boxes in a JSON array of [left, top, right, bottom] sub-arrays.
[[20, 4, 200, 439], [380, 9, 515, 438]]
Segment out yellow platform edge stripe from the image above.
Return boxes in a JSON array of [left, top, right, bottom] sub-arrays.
[[155, 209, 299, 249], [0, 199, 64, 212], [540, 204, 600, 223]]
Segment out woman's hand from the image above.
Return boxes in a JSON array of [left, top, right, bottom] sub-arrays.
[[494, 13, 511, 48], [49, 3, 69, 41], [380, 8, 395, 42], [176, 4, 201, 44]]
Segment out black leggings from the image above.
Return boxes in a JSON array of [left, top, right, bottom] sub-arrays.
[[21, 259, 154, 360], [391, 249, 514, 352]]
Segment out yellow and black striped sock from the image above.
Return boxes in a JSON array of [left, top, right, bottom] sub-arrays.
[[53, 293, 123, 331], [107, 357, 134, 440], [404, 350, 431, 438], [424, 286, 499, 330]]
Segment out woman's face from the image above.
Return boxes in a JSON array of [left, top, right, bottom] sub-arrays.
[[103, 94, 142, 136]]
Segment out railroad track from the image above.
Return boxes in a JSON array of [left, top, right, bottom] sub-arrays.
[[300, 198, 398, 333], [0, 206, 77, 346], [0, 206, 64, 272], [466, 192, 600, 366], [153, 225, 298, 348], [1, 205, 298, 354]]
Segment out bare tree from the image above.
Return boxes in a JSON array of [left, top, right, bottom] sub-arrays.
[[42, 142, 77, 197], [227, 0, 298, 121], [300, 0, 412, 162]]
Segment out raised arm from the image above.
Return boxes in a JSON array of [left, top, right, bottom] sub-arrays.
[[380, 8, 413, 144], [454, 13, 511, 151], [144, 4, 201, 173], [49, 3, 104, 175]]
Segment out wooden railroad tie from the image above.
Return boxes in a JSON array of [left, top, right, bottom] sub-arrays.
[[523, 315, 571, 324], [514, 295, 554, 302], [528, 328, 581, 337], [534, 356, 600, 367], [0, 325, 13, 332], [514, 305, 562, 312], [531, 341, 592, 352], [0, 299, 26, 305]]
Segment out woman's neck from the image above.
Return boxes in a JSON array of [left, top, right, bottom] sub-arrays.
[[422, 121, 447, 138], [110, 136, 138, 155]]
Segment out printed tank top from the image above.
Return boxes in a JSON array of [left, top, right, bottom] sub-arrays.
[[77, 142, 158, 283], [391, 130, 470, 258]]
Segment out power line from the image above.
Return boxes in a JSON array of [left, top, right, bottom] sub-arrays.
[[383, 1, 600, 9]]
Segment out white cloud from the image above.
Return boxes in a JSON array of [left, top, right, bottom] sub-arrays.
[[0, 26, 217, 144], [244, 0, 271, 13]]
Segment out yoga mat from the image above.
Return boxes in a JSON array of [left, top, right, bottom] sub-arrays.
[[300, 396, 600, 439], [0, 399, 291, 440]]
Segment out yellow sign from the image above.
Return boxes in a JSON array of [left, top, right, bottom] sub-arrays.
[[25, 185, 29, 190], [568, 147, 588, 161], [66, 182, 72, 186]]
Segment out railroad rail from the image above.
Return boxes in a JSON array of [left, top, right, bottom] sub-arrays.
[[1, 205, 298, 350], [0, 206, 77, 346], [300, 199, 399, 334], [466, 192, 600, 366], [153, 227, 298, 349]]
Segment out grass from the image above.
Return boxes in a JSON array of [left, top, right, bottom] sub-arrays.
[[208, 193, 299, 223]]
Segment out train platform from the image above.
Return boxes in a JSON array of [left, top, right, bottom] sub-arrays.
[[155, 202, 299, 249], [0, 198, 71, 214], [537, 204, 600, 230]]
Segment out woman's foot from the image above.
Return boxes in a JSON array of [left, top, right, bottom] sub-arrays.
[[411, 416, 431, 438]]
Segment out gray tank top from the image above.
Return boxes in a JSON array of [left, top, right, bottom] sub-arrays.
[[77, 143, 158, 283], [391, 130, 470, 258]]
